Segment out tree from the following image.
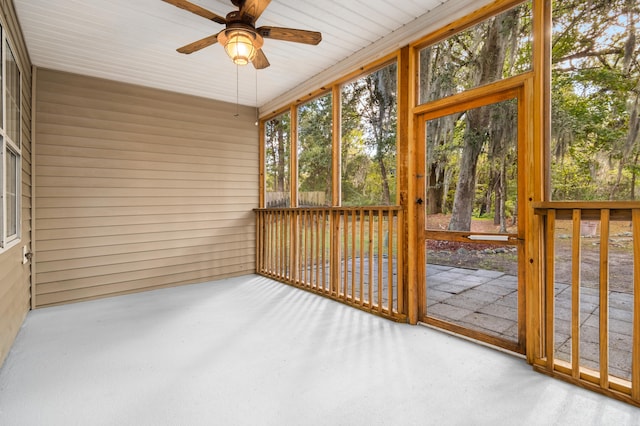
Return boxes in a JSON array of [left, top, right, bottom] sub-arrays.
[[265, 113, 291, 207], [449, 7, 521, 231], [551, 0, 640, 200], [419, 3, 530, 223], [421, 43, 460, 214], [341, 63, 398, 206], [298, 93, 333, 206]]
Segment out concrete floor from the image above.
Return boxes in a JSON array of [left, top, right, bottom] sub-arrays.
[[0, 275, 638, 426]]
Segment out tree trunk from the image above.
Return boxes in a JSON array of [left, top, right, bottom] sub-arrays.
[[448, 118, 487, 230], [499, 160, 508, 233], [276, 120, 286, 192], [632, 152, 639, 200], [448, 10, 516, 231], [378, 155, 391, 205], [493, 174, 501, 226], [426, 164, 444, 214]]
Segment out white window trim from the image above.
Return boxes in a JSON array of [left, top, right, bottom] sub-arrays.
[[0, 22, 23, 252]]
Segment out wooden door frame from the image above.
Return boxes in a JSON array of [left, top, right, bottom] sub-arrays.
[[411, 76, 532, 354]]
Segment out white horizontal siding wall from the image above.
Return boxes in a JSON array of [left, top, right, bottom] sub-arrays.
[[34, 69, 258, 306]]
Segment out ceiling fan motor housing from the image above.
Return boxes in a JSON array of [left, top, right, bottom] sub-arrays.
[[164, 0, 321, 69]]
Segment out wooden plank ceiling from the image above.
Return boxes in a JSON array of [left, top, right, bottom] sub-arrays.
[[13, 0, 488, 111]]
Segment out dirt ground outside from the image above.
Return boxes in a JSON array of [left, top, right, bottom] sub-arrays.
[[426, 214, 634, 294]]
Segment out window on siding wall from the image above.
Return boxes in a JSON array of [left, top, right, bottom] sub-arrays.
[[297, 93, 333, 207], [0, 25, 21, 249], [265, 111, 291, 208], [6, 41, 20, 147], [5, 146, 17, 239]]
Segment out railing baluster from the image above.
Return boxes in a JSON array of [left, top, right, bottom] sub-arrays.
[[297, 212, 302, 285], [397, 209, 404, 314], [369, 210, 374, 308], [293, 209, 299, 284], [255, 211, 261, 273], [299, 210, 304, 286], [286, 210, 291, 281], [315, 210, 320, 290], [599, 209, 610, 389], [302, 210, 311, 287], [331, 209, 340, 296], [278, 210, 283, 279], [545, 209, 555, 370], [378, 209, 384, 312], [273, 210, 277, 278], [351, 210, 357, 301], [308, 210, 312, 286], [360, 208, 365, 306], [276, 211, 281, 278], [283, 210, 287, 279], [265, 211, 271, 275], [388, 208, 394, 313], [342, 211, 348, 298], [321, 211, 327, 292], [571, 209, 581, 379]]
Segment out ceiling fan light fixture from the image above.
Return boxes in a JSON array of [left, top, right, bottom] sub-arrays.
[[218, 29, 262, 66]]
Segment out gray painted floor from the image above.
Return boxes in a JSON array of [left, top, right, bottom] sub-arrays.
[[0, 275, 638, 426]]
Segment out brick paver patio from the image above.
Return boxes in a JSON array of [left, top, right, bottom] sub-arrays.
[[426, 263, 634, 380]]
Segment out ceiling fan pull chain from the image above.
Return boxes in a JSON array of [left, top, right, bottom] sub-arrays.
[[235, 63, 240, 118], [255, 67, 259, 126]]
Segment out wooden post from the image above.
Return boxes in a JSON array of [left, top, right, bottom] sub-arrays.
[[632, 209, 640, 400], [398, 46, 410, 318]]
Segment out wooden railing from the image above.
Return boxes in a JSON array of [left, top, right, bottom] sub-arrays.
[[533, 202, 640, 407], [255, 207, 405, 321]]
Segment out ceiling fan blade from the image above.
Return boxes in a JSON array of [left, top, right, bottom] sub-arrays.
[[177, 33, 220, 54], [162, 0, 226, 25], [257, 26, 322, 45], [238, 0, 271, 23], [252, 49, 270, 69]]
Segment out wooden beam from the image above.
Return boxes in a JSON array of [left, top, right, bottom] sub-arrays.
[[332, 84, 341, 207]]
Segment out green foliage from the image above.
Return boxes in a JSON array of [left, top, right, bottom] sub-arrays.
[[420, 4, 529, 229], [264, 112, 291, 202], [341, 63, 398, 206], [551, 0, 640, 200], [297, 93, 333, 205], [419, 1, 532, 104]]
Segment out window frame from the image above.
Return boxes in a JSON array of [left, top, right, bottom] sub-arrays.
[[339, 60, 399, 207], [264, 110, 292, 208], [0, 24, 22, 250], [259, 53, 401, 209], [296, 90, 334, 207]]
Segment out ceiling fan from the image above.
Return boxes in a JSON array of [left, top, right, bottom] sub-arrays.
[[163, 0, 322, 69]]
